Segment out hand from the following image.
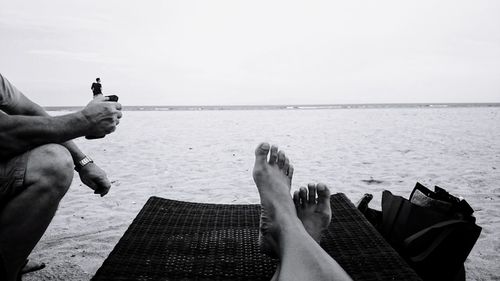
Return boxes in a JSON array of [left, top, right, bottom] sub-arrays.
[[80, 95, 122, 137], [78, 163, 111, 197]]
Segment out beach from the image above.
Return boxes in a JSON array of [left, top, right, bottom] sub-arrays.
[[24, 106, 500, 280]]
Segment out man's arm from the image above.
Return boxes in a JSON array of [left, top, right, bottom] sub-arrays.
[[1, 92, 120, 162], [2, 93, 121, 196], [0, 110, 89, 159], [2, 93, 90, 163]]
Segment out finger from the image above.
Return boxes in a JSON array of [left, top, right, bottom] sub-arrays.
[[107, 126, 117, 133], [116, 111, 123, 119], [93, 95, 106, 102], [100, 186, 110, 197], [94, 179, 111, 196], [93, 179, 110, 191], [104, 95, 119, 102], [94, 186, 109, 196], [115, 102, 122, 110]]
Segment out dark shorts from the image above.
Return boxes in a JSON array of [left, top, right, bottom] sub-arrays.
[[0, 151, 30, 209]]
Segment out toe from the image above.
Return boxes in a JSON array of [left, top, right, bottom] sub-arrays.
[[317, 183, 331, 205], [283, 157, 290, 173], [307, 183, 317, 204], [299, 187, 308, 206], [269, 145, 278, 164], [277, 150, 286, 168], [293, 191, 300, 207], [254, 143, 270, 164], [287, 165, 294, 180]]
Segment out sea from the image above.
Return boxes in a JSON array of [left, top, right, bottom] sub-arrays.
[[44, 103, 500, 112]]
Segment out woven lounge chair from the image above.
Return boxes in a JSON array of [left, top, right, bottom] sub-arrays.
[[92, 193, 422, 281]]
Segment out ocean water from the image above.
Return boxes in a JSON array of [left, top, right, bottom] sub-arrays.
[[46, 102, 500, 112], [69, 106, 500, 204]]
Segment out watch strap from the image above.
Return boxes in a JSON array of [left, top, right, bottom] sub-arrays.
[[75, 156, 94, 171]]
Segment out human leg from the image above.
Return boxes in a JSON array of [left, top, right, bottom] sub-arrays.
[[253, 143, 352, 281], [0, 144, 74, 281]]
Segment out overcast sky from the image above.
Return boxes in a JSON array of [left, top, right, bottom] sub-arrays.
[[1, 0, 499, 106]]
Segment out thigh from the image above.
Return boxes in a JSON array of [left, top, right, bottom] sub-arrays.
[[0, 151, 30, 209]]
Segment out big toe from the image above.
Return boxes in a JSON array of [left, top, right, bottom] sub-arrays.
[[316, 183, 331, 206], [254, 143, 270, 164]]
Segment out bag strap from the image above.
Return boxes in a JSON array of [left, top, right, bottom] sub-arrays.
[[403, 219, 467, 262]]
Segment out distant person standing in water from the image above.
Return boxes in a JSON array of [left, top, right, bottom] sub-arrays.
[[91, 78, 102, 98]]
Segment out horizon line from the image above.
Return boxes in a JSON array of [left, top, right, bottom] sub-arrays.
[[43, 102, 500, 110]]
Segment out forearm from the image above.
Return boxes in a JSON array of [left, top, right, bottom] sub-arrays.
[[61, 140, 86, 164], [0, 112, 89, 159], [18, 103, 87, 163], [2, 92, 119, 163]]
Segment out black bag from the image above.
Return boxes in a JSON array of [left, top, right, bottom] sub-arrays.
[[379, 183, 481, 281]]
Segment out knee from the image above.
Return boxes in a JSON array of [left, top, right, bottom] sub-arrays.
[[26, 144, 74, 197]]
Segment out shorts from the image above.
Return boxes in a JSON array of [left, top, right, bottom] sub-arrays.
[[0, 151, 30, 209]]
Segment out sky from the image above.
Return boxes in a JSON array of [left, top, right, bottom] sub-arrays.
[[1, 0, 499, 106]]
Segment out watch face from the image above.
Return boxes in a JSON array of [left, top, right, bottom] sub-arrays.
[[75, 156, 93, 171], [79, 157, 93, 167]]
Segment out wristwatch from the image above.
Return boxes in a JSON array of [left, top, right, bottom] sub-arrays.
[[75, 156, 94, 171]]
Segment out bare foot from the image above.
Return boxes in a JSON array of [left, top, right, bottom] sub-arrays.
[[252, 143, 295, 256], [293, 183, 332, 243]]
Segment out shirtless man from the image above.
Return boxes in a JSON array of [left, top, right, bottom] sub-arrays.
[[0, 73, 122, 281], [253, 143, 352, 281]]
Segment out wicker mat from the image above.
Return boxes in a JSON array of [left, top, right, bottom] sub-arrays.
[[92, 193, 421, 281]]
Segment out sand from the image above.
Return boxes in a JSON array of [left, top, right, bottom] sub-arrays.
[[23, 107, 500, 280]]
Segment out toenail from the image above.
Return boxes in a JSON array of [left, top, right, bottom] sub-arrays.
[[260, 143, 270, 150], [317, 184, 326, 191]]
